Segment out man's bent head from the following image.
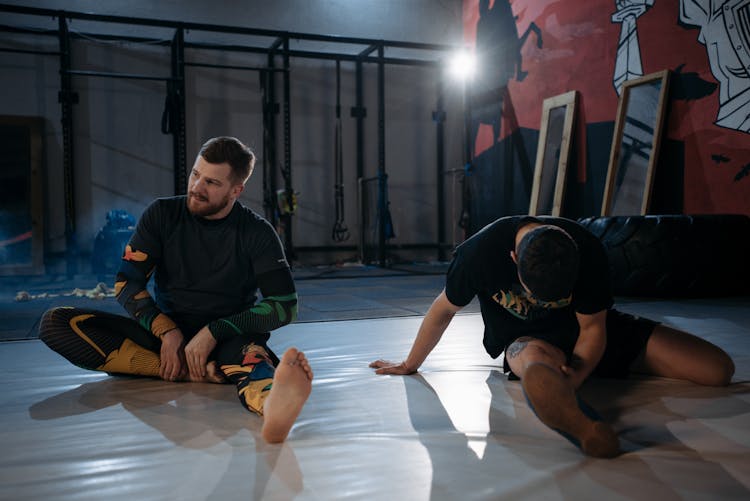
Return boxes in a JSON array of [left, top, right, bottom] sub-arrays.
[[515, 224, 579, 303]]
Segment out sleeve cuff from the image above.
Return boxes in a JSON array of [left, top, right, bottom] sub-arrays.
[[150, 313, 178, 338], [208, 318, 243, 342]]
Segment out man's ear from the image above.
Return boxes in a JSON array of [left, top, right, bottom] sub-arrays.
[[510, 250, 518, 264], [231, 183, 245, 198]]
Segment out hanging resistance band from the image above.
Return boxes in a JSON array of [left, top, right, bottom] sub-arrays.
[[332, 60, 350, 242]]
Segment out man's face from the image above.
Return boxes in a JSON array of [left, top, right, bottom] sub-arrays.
[[187, 157, 243, 219]]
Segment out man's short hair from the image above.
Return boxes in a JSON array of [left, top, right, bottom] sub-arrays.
[[516, 225, 579, 302], [198, 136, 255, 184]]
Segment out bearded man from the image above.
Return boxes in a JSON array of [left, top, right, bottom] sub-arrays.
[[39, 136, 312, 443]]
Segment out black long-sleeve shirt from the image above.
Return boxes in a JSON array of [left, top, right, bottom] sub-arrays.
[[114, 196, 297, 341]]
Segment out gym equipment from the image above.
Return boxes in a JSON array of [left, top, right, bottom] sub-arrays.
[[332, 60, 350, 243], [579, 214, 750, 297]]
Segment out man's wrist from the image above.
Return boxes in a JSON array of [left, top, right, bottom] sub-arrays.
[[205, 325, 219, 341], [402, 360, 418, 373], [206, 319, 236, 343], [151, 313, 178, 338]]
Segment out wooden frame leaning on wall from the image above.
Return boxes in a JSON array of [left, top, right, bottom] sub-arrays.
[[602, 70, 670, 216], [529, 90, 578, 217]]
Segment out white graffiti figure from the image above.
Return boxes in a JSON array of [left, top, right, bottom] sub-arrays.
[[612, 0, 655, 95], [680, 0, 750, 133]]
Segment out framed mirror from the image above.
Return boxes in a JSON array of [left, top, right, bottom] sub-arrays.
[[529, 90, 577, 216], [602, 70, 670, 216]]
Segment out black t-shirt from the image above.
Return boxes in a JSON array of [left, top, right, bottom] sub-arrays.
[[129, 196, 289, 333], [445, 216, 613, 359]]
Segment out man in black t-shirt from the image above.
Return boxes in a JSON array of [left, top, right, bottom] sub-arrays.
[[40, 137, 312, 443], [371, 216, 735, 457]]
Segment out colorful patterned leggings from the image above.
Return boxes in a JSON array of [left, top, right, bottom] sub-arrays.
[[38, 307, 276, 415]]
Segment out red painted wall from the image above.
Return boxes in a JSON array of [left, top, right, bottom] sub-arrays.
[[463, 0, 749, 215]]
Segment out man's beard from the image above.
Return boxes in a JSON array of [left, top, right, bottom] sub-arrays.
[[187, 192, 232, 218]]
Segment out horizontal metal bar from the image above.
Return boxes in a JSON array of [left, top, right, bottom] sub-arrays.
[[186, 42, 441, 65], [0, 24, 172, 46], [295, 243, 446, 253], [0, 23, 444, 67], [287, 47, 441, 66], [184, 61, 286, 72], [65, 69, 176, 81], [380, 243, 445, 250], [0, 4, 458, 52], [294, 245, 359, 252], [0, 23, 55, 35], [0, 46, 60, 56]]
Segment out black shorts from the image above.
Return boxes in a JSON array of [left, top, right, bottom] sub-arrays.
[[593, 309, 657, 378], [504, 309, 658, 380]]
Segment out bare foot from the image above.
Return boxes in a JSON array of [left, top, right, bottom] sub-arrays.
[[186, 361, 227, 384], [522, 363, 620, 458], [261, 347, 313, 443]]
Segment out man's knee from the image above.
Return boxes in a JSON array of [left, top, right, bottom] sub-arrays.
[[703, 351, 735, 386], [38, 307, 76, 343], [37, 307, 123, 371], [506, 337, 566, 377]]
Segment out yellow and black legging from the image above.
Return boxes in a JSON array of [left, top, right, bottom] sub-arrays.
[[38, 307, 278, 415]]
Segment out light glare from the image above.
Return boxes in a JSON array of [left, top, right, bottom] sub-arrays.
[[449, 50, 476, 80]]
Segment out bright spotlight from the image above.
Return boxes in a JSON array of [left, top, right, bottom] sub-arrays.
[[448, 50, 476, 81]]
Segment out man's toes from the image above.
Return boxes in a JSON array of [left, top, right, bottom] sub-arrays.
[[280, 347, 300, 365]]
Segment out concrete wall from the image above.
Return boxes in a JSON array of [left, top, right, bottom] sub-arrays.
[[0, 0, 466, 267]]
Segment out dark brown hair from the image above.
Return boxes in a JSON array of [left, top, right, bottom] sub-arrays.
[[516, 225, 579, 302], [198, 136, 255, 184]]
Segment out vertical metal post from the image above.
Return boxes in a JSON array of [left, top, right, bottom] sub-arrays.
[[58, 15, 77, 276], [377, 44, 386, 267], [434, 77, 446, 261], [170, 28, 187, 195], [460, 77, 473, 237], [261, 58, 279, 227], [354, 60, 365, 182], [281, 37, 294, 259], [462, 79, 473, 175], [354, 58, 365, 262]]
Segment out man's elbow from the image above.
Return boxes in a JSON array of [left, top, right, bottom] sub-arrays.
[[285, 302, 298, 325]]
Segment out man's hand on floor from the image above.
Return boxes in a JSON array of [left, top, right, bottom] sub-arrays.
[[369, 359, 417, 375]]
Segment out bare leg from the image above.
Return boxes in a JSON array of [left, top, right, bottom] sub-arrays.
[[631, 325, 734, 386], [507, 337, 620, 458], [523, 363, 619, 458], [262, 347, 313, 444]]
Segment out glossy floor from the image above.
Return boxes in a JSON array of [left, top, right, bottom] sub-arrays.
[[1, 298, 748, 500]]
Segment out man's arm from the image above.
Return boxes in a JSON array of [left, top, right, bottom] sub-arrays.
[[208, 267, 297, 341], [116, 244, 185, 381], [184, 267, 297, 379], [116, 245, 177, 336], [562, 310, 608, 388], [370, 290, 462, 375]]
